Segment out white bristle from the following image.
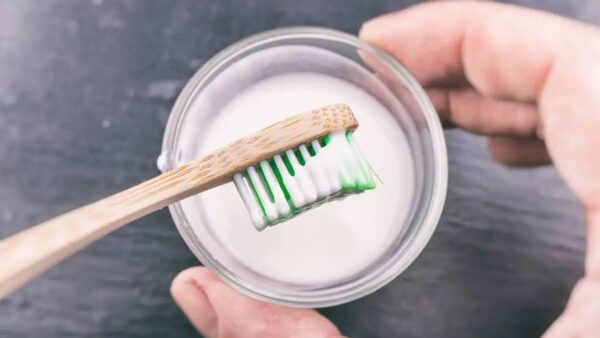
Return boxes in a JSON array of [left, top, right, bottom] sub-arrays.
[[307, 140, 332, 195], [259, 160, 290, 216], [247, 166, 278, 222], [274, 154, 306, 207], [233, 173, 267, 229]]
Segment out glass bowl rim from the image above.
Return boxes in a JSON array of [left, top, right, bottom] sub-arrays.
[[160, 26, 448, 308]]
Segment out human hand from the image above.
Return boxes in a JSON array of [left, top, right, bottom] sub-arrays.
[[360, 1, 600, 337], [170, 267, 343, 338]]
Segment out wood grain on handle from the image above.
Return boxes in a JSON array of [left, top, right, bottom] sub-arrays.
[[0, 103, 358, 299]]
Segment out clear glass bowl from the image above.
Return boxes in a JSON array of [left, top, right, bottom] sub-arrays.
[[159, 27, 447, 307]]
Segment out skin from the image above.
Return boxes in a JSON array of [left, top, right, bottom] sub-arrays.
[[171, 1, 600, 337]]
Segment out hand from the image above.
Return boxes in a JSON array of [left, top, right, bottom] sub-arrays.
[[360, 1, 600, 337], [170, 267, 343, 338]]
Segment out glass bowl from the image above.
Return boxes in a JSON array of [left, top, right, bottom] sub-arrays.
[[159, 27, 447, 307]]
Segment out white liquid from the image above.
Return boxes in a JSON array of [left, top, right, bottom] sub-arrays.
[[181, 72, 415, 285]]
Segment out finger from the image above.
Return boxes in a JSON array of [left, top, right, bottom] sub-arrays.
[[427, 88, 540, 137], [360, 1, 593, 102], [540, 60, 600, 208], [542, 315, 577, 338], [171, 267, 219, 337], [586, 209, 600, 278], [487, 137, 551, 167], [171, 267, 343, 338], [543, 278, 600, 337], [564, 278, 600, 312]]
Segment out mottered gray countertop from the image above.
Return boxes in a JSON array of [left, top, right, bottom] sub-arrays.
[[0, 1, 597, 337]]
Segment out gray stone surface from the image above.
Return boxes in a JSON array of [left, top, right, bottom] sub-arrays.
[[0, 0, 597, 337]]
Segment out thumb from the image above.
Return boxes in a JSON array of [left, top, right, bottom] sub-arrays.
[[171, 267, 344, 338]]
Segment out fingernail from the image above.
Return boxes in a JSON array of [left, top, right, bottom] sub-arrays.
[[358, 19, 379, 42], [359, 13, 393, 43]]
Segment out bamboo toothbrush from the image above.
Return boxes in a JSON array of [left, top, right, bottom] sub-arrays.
[[0, 103, 376, 299]]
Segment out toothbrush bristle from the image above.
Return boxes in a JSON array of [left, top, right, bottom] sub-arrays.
[[234, 129, 376, 230]]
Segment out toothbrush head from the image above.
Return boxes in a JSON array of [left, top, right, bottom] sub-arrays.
[[233, 108, 376, 230]]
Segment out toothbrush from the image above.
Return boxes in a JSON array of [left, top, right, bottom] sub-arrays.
[[0, 103, 375, 298]]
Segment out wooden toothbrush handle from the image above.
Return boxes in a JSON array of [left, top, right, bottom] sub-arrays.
[[0, 103, 358, 299], [0, 163, 225, 299]]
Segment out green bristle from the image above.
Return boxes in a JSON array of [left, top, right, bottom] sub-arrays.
[[293, 148, 305, 165], [269, 159, 295, 210], [306, 143, 317, 156], [256, 165, 275, 203], [281, 153, 295, 176]]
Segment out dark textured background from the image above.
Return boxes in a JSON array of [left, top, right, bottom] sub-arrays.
[[0, 0, 597, 337]]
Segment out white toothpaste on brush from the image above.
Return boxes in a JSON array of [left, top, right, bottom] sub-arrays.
[[234, 130, 376, 230]]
